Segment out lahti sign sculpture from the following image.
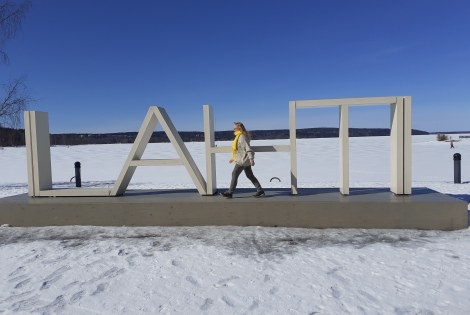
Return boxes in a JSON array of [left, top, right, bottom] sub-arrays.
[[24, 96, 411, 198]]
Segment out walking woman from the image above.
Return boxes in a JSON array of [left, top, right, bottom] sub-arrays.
[[221, 122, 265, 198]]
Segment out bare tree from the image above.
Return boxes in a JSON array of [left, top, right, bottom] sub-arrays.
[[0, 1, 32, 131], [0, 0, 31, 63], [0, 77, 32, 128]]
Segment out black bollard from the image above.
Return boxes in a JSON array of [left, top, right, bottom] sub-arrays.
[[74, 161, 82, 187], [453, 153, 461, 184]]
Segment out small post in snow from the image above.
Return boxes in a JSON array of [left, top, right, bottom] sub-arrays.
[[74, 161, 82, 187], [453, 153, 461, 184]]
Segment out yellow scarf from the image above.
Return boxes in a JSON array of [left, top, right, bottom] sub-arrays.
[[232, 130, 242, 159]]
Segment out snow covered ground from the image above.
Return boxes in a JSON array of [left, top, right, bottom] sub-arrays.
[[1, 135, 469, 314]]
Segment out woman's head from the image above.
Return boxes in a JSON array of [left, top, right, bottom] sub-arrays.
[[233, 122, 251, 138], [233, 122, 247, 133]]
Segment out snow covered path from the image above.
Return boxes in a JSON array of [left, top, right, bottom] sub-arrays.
[[1, 226, 470, 314]]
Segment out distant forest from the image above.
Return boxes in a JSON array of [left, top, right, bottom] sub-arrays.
[[1, 127, 429, 147]]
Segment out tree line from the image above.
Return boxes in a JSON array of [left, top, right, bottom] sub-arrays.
[[0, 127, 429, 147]]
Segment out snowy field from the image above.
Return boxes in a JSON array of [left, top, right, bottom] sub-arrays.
[[1, 135, 469, 314]]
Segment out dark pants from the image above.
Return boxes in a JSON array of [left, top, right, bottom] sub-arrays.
[[229, 164, 262, 193]]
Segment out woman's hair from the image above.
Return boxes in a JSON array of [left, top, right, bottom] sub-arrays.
[[234, 121, 251, 139]]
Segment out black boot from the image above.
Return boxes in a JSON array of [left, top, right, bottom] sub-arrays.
[[221, 191, 233, 198], [253, 190, 265, 198]]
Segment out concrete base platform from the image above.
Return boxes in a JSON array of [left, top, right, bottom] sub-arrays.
[[0, 188, 468, 230]]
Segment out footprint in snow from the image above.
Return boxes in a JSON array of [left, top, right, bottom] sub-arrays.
[[40, 266, 71, 290], [331, 286, 341, 299], [60, 239, 85, 248], [185, 276, 200, 287], [326, 267, 341, 275], [95, 267, 125, 281], [62, 280, 80, 291], [1, 290, 33, 304], [9, 274, 28, 283], [126, 254, 139, 266], [42, 254, 69, 264], [23, 254, 43, 264], [8, 266, 25, 278], [326, 267, 350, 284], [394, 306, 434, 315], [84, 267, 124, 285], [263, 274, 271, 282], [248, 300, 259, 311], [171, 259, 183, 268], [139, 250, 154, 257], [32, 295, 66, 314], [221, 296, 236, 307], [69, 290, 86, 304], [358, 290, 379, 303], [200, 298, 213, 311], [216, 275, 240, 287], [10, 294, 41, 312], [14, 278, 31, 289], [91, 283, 108, 296], [269, 286, 279, 295]]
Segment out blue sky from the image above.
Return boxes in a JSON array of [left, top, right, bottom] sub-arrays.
[[1, 0, 469, 133]]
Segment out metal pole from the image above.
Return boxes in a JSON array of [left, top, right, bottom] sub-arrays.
[[74, 161, 82, 187], [453, 153, 461, 184]]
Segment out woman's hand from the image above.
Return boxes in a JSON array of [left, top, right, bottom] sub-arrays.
[[229, 159, 234, 163], [250, 160, 255, 166]]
